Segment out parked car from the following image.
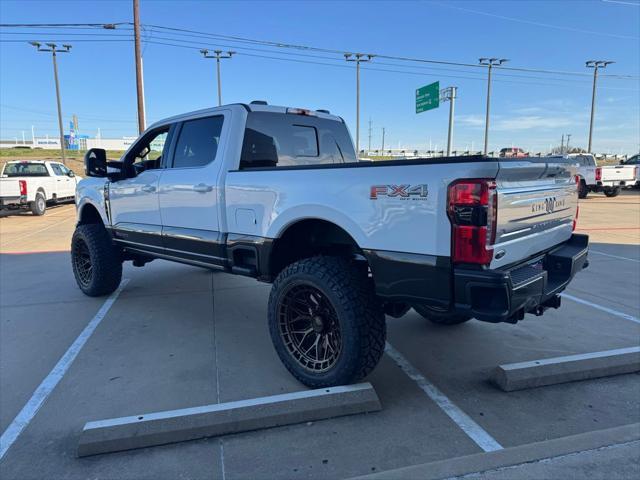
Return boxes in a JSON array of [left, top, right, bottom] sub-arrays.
[[0, 160, 81, 215], [499, 147, 527, 158], [570, 153, 637, 198], [72, 102, 588, 388]]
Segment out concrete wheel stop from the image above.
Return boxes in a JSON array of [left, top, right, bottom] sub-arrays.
[[490, 346, 640, 392], [77, 382, 381, 457]]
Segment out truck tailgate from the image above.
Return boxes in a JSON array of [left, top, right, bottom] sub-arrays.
[[601, 165, 636, 182], [491, 160, 578, 269], [0, 178, 21, 198]]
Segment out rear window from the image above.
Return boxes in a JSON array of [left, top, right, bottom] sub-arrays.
[[2, 162, 49, 177], [240, 112, 356, 169]]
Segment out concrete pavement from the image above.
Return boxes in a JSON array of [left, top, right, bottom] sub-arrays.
[[0, 190, 638, 478]]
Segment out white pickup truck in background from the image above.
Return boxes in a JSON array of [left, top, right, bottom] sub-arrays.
[[0, 160, 81, 215], [571, 153, 637, 198]]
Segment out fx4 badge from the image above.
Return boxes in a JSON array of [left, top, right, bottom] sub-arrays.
[[370, 184, 429, 200]]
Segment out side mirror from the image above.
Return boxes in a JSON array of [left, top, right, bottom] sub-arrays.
[[67, 170, 75, 178], [84, 148, 107, 177]]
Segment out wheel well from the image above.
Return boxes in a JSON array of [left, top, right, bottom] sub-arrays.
[[269, 219, 363, 279], [78, 204, 103, 226]]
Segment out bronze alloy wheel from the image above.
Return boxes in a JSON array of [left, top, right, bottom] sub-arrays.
[[277, 283, 342, 372], [72, 237, 93, 288]]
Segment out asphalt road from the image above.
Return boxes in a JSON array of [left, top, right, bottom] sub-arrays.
[[0, 190, 638, 479]]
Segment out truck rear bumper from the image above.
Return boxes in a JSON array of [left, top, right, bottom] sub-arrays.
[[0, 195, 27, 209], [453, 233, 589, 323]]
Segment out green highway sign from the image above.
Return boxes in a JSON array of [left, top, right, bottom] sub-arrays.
[[416, 81, 440, 113]]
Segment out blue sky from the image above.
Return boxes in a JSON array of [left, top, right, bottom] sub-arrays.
[[1, 0, 638, 153]]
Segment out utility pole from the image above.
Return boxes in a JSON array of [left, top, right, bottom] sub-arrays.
[[560, 134, 565, 154], [200, 49, 235, 106], [381, 127, 385, 153], [440, 86, 457, 156], [133, 0, 146, 134], [586, 60, 614, 153], [29, 42, 71, 164], [479, 58, 508, 155], [368, 118, 372, 154], [345, 53, 373, 154]]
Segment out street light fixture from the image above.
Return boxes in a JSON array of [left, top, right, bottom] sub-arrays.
[[479, 57, 508, 155], [201, 49, 235, 106], [586, 60, 614, 153], [29, 41, 71, 164], [345, 53, 374, 154]]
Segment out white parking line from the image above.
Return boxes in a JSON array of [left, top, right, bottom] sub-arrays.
[[0, 280, 129, 460], [561, 293, 640, 324], [590, 250, 640, 263], [384, 342, 503, 452]]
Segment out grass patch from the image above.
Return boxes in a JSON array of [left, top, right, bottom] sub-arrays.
[[0, 149, 126, 175]]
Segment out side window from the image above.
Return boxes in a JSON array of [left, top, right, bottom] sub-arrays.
[[50, 164, 64, 175], [128, 128, 169, 170], [240, 112, 356, 169], [172, 116, 224, 169]]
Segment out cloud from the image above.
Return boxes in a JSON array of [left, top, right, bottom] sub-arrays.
[[458, 114, 575, 131], [457, 114, 485, 127], [494, 115, 574, 131]]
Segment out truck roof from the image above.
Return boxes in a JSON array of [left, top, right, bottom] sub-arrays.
[[147, 102, 344, 131], [5, 160, 56, 164]]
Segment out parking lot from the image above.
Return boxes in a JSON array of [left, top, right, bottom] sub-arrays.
[[0, 190, 638, 479]]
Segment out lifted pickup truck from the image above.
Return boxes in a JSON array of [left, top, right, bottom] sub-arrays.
[[72, 102, 589, 387], [0, 160, 80, 215]]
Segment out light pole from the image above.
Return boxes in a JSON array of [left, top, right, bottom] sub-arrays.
[[30, 42, 71, 164], [440, 86, 457, 156], [345, 53, 374, 154], [586, 60, 614, 153], [133, 0, 146, 134], [566, 133, 572, 153], [479, 58, 508, 155], [201, 49, 235, 106]]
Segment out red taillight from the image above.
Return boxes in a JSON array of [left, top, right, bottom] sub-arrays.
[[573, 205, 579, 231], [595, 167, 602, 182], [19, 180, 27, 195], [448, 179, 496, 266]]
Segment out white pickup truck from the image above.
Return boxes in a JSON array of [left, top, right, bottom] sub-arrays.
[[72, 102, 589, 387], [0, 160, 80, 215], [570, 153, 637, 198]]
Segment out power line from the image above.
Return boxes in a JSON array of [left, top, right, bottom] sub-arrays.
[[2, 22, 638, 79], [0, 23, 129, 28], [141, 39, 638, 91], [433, 1, 640, 40]]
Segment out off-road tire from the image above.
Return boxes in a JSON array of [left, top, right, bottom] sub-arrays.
[[71, 224, 122, 297], [30, 192, 46, 216], [268, 256, 386, 388], [413, 304, 472, 325], [578, 180, 588, 199], [604, 187, 621, 198]]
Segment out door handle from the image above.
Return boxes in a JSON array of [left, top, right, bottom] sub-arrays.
[[141, 185, 156, 193], [194, 183, 213, 193]]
